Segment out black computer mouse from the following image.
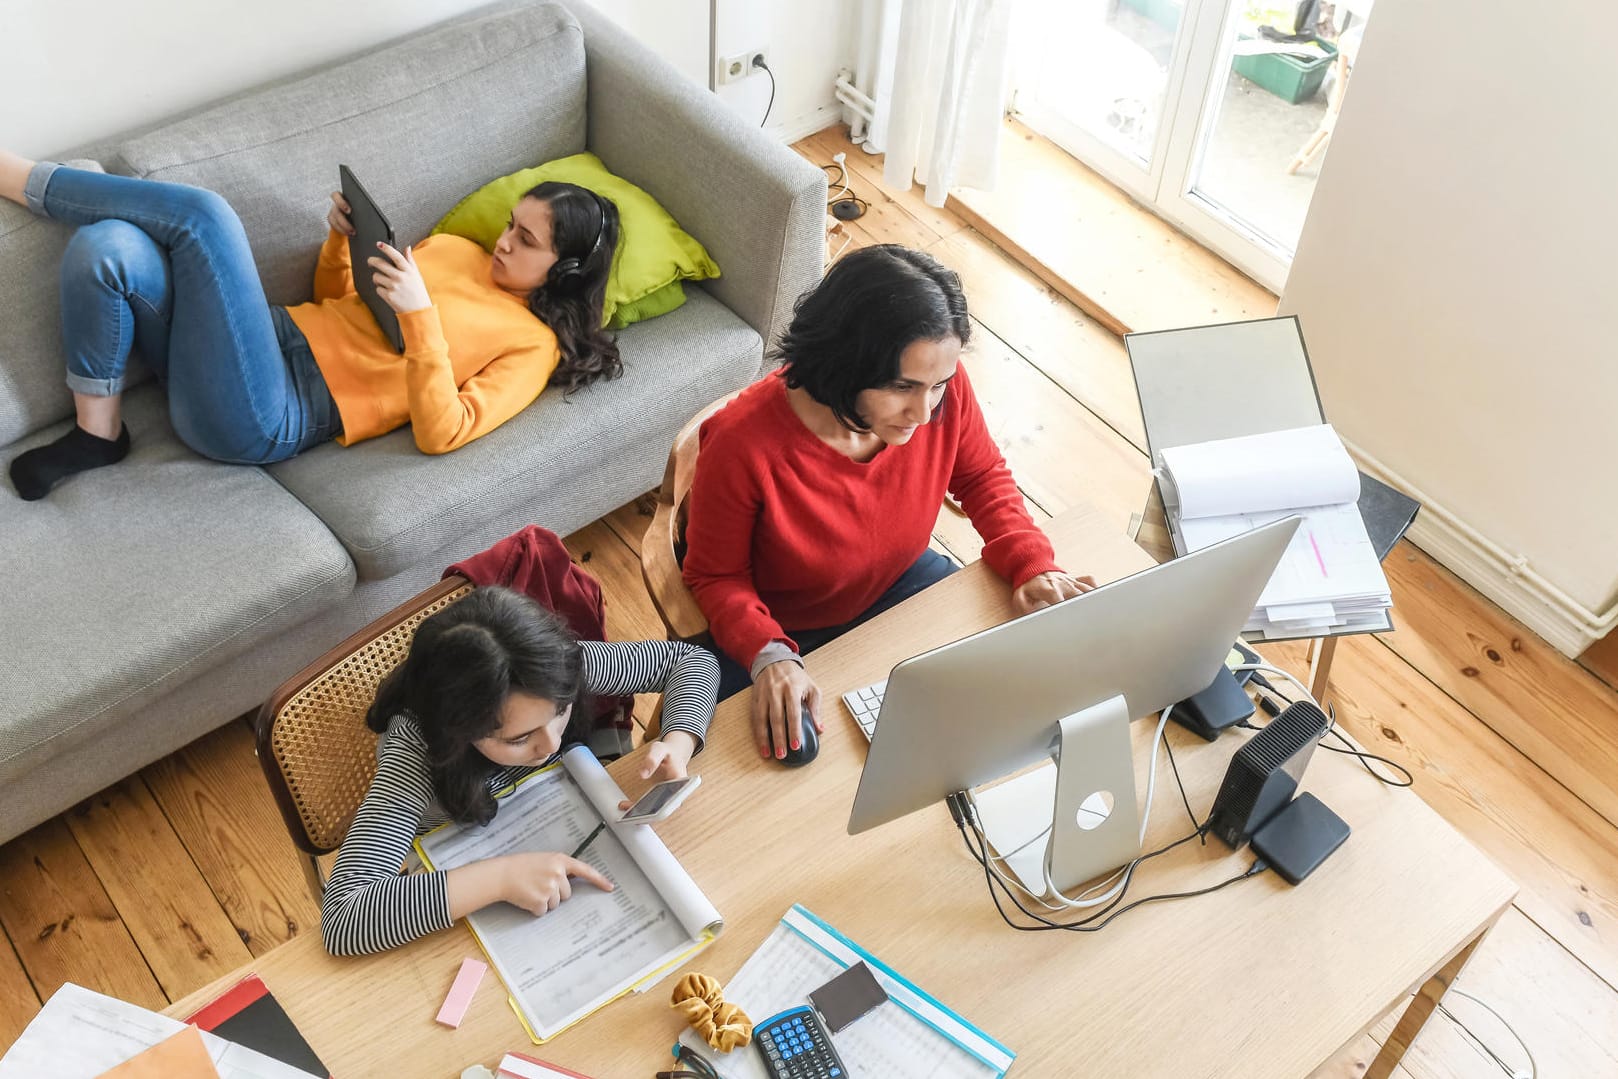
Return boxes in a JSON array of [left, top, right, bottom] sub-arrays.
[[771, 703, 820, 767]]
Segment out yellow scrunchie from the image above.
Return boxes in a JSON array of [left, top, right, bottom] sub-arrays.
[[671, 972, 754, 1052]]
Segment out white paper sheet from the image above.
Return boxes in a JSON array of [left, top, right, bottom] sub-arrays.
[[679, 914, 1006, 1079], [0, 983, 321, 1079], [417, 747, 719, 1041], [1160, 424, 1360, 520]]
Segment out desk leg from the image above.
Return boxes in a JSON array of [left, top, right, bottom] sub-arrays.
[[1307, 636, 1339, 704], [1363, 925, 1489, 1079]]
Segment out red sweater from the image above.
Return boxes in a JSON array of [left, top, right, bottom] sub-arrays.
[[682, 367, 1060, 669]]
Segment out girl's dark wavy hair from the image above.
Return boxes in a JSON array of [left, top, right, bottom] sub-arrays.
[[773, 244, 971, 431], [366, 587, 591, 826], [522, 181, 624, 395]]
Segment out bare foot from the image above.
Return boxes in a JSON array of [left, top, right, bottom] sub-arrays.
[[0, 150, 38, 207]]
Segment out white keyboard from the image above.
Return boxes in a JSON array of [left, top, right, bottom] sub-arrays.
[[841, 679, 888, 742]]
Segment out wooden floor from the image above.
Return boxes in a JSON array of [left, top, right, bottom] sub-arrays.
[[4, 127, 1617, 1077]]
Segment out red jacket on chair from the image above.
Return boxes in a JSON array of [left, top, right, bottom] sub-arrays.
[[443, 525, 634, 745]]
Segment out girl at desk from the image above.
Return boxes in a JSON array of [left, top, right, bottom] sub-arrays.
[[681, 244, 1093, 765], [321, 586, 719, 956]]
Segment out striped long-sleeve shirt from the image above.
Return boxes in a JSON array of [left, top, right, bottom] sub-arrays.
[[321, 638, 719, 956]]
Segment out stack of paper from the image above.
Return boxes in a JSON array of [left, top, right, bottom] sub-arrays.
[[1157, 424, 1392, 638]]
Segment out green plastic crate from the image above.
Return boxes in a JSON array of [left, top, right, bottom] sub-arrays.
[[1232, 37, 1338, 104]]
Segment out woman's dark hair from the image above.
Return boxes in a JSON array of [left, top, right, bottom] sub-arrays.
[[774, 244, 971, 431], [522, 181, 624, 395], [366, 586, 590, 825]]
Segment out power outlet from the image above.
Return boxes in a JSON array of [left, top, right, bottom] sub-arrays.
[[717, 48, 768, 85]]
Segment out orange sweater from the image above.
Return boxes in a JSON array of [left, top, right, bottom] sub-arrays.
[[285, 231, 559, 454]]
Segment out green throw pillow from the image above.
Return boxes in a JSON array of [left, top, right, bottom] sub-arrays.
[[432, 152, 720, 329]]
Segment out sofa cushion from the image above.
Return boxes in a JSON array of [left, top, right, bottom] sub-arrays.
[[0, 387, 355, 775], [267, 288, 762, 578], [117, 1, 587, 306]]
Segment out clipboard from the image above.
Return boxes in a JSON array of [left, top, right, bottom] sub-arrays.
[[1125, 316, 1416, 641]]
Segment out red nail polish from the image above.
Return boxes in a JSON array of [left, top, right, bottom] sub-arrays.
[[790, 741, 800, 750]]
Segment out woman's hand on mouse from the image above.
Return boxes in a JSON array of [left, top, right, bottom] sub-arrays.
[[326, 191, 355, 236], [369, 242, 431, 313], [1012, 570, 1096, 615], [752, 659, 821, 760], [497, 851, 613, 916], [617, 731, 698, 810]]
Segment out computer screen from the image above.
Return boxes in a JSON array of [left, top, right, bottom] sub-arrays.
[[846, 516, 1299, 838]]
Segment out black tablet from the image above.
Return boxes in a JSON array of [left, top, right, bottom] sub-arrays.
[[338, 164, 405, 353]]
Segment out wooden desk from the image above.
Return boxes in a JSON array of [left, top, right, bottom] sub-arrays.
[[170, 499, 1513, 1078]]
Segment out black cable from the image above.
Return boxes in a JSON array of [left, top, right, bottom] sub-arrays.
[[959, 816, 1265, 933], [755, 57, 776, 128], [1319, 726, 1415, 787], [956, 800, 1247, 933], [956, 796, 1198, 929], [1161, 734, 1205, 842]]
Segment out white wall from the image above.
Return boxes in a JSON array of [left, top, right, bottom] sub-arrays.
[[1280, 0, 1618, 654], [0, 0, 850, 158]]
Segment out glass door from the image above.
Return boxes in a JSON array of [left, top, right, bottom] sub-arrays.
[[1012, 0, 1199, 202], [1014, 0, 1373, 292]]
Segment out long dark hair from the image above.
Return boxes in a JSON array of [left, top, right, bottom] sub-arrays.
[[366, 587, 591, 825], [523, 182, 623, 395], [775, 244, 970, 431]]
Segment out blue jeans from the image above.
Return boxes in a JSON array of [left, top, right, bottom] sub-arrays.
[[710, 548, 960, 701], [26, 163, 340, 464]]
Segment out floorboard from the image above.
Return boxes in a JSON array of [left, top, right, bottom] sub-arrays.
[[0, 929, 40, 1052], [0, 818, 165, 1010], [142, 720, 321, 957], [62, 778, 253, 1001], [1376, 542, 1618, 830]]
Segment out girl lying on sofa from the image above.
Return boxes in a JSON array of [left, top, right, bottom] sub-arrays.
[[0, 150, 621, 500], [321, 584, 719, 956]]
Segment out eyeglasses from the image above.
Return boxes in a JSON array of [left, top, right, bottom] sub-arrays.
[[655, 1042, 722, 1079]]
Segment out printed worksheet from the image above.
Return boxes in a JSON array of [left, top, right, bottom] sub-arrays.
[[418, 747, 721, 1041]]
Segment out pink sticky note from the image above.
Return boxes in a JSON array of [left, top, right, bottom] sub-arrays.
[[435, 957, 487, 1028]]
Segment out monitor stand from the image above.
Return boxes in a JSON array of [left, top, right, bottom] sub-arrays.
[[972, 695, 1141, 896]]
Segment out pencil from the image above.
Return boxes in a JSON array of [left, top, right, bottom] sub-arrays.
[[569, 821, 607, 860]]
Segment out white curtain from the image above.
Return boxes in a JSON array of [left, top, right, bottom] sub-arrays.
[[850, 0, 1015, 208]]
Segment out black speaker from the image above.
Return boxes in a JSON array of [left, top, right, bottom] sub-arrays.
[[1207, 700, 1330, 848]]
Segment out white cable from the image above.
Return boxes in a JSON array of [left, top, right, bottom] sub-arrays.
[[1438, 989, 1537, 1079], [1035, 709, 1175, 909]]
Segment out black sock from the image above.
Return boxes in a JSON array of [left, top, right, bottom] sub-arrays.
[[9, 424, 131, 501]]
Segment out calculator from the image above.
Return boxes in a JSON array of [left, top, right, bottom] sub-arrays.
[[755, 1005, 851, 1079]]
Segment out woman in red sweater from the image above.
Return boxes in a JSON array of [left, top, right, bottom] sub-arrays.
[[682, 244, 1093, 761]]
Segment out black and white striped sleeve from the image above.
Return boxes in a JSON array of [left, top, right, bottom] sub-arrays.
[[579, 639, 719, 752], [321, 718, 454, 956]]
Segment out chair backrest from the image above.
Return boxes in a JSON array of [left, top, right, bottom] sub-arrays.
[[641, 392, 741, 640], [255, 576, 475, 855]]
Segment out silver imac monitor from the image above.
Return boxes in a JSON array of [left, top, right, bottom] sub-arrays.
[[846, 516, 1300, 894]]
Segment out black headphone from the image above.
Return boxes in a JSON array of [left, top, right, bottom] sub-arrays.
[[546, 191, 608, 290]]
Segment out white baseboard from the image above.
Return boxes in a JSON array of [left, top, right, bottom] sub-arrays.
[[1347, 442, 1615, 658], [767, 101, 841, 146]]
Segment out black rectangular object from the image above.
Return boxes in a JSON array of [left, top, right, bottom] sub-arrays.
[[1171, 664, 1255, 742], [339, 164, 406, 353], [1207, 699, 1330, 848], [1251, 791, 1350, 884], [809, 961, 889, 1034]]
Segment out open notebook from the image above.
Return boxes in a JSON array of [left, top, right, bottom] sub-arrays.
[[1157, 423, 1391, 637], [416, 746, 722, 1043]]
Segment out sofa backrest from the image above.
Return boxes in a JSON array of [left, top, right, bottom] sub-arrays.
[[0, 0, 586, 446]]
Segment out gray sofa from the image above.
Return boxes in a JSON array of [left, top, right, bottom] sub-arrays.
[[0, 0, 825, 844]]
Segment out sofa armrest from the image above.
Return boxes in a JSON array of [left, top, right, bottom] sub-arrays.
[[567, 2, 826, 364]]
